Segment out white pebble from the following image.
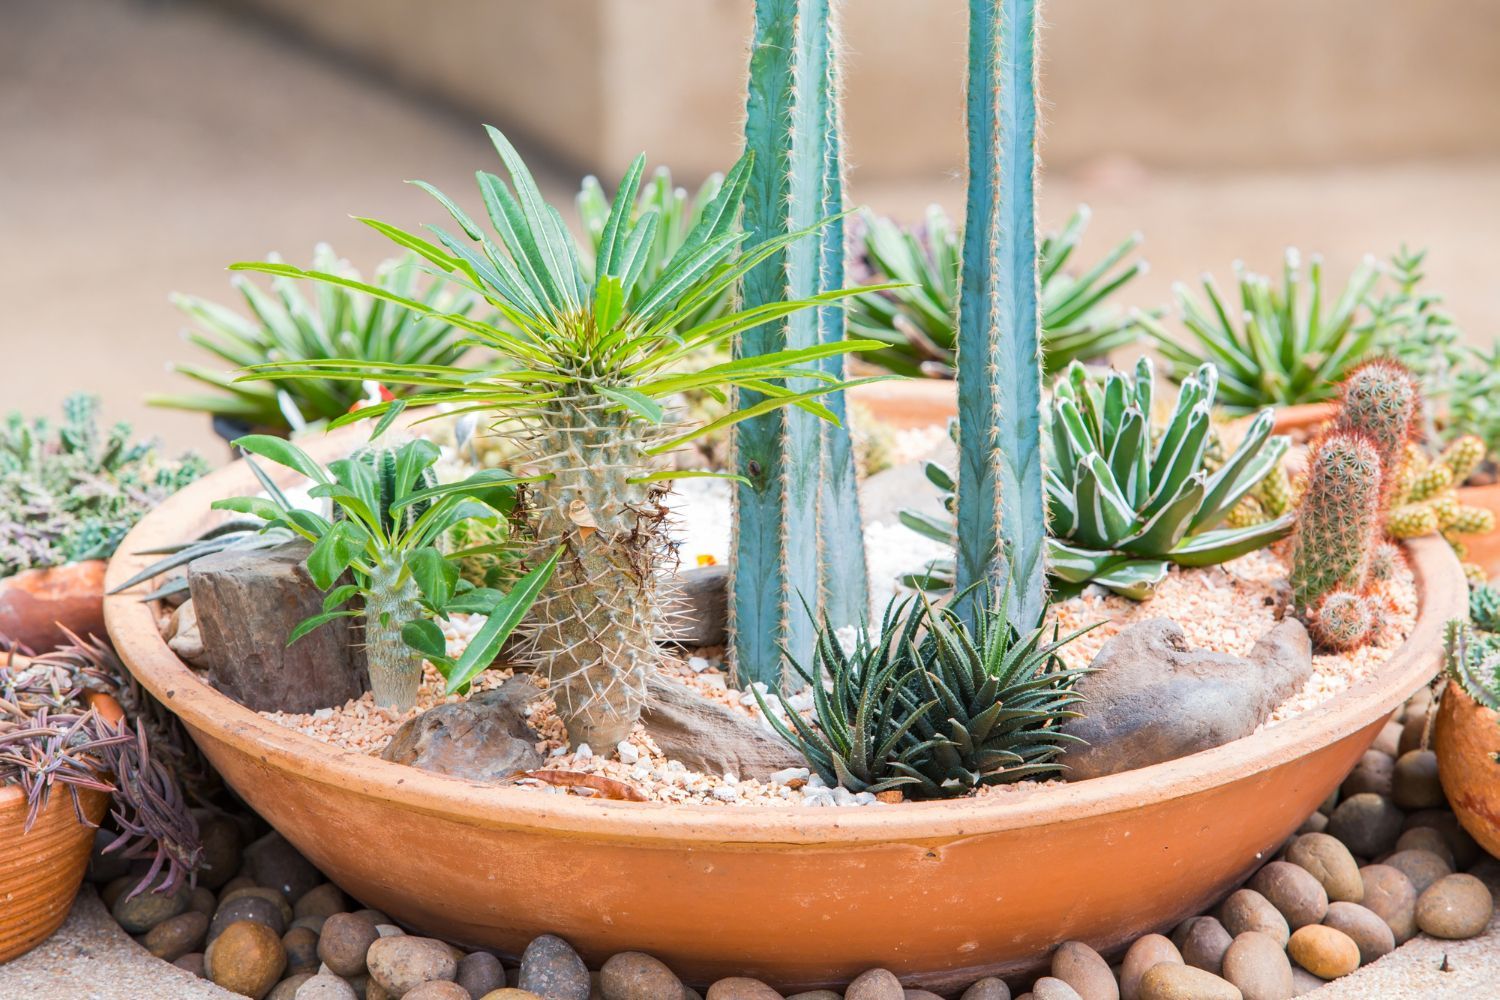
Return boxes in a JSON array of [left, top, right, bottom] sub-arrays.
[[769, 767, 810, 786], [805, 772, 827, 789], [832, 786, 858, 806], [712, 785, 739, 802], [616, 741, 639, 764], [575, 743, 593, 761], [687, 655, 711, 673]]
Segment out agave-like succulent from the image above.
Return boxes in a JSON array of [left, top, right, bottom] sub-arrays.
[[903, 358, 1292, 599], [1138, 249, 1392, 415], [848, 204, 1150, 378], [153, 244, 477, 432]]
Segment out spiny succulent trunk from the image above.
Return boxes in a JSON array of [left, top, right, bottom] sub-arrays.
[[364, 559, 423, 710], [523, 403, 666, 749]]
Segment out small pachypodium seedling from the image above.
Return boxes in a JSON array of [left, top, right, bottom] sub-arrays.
[[1288, 430, 1384, 619], [231, 127, 883, 746], [215, 434, 556, 710]]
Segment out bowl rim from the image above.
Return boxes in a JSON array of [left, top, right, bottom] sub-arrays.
[[103, 421, 1461, 845]]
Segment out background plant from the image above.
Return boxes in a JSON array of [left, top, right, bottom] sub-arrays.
[[1387, 437, 1494, 580], [757, 588, 1091, 799], [215, 433, 554, 710], [153, 244, 476, 433], [0, 396, 206, 578], [905, 358, 1291, 599], [733, 0, 871, 690], [230, 127, 883, 747], [849, 203, 1149, 378], [1139, 250, 1388, 414]]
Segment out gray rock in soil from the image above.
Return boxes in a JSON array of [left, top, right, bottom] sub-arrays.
[[517, 934, 590, 1000], [663, 564, 730, 646], [1057, 617, 1314, 780], [188, 540, 369, 712], [381, 675, 544, 782], [641, 674, 805, 781]]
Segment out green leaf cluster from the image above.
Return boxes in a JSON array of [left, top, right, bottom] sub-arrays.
[[848, 204, 1150, 379], [153, 244, 476, 431], [756, 589, 1092, 798], [212, 434, 554, 695]]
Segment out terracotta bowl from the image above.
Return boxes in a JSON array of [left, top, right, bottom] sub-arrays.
[[103, 432, 1464, 992], [0, 560, 108, 654], [1455, 482, 1500, 579], [0, 680, 117, 963], [1434, 680, 1500, 860]]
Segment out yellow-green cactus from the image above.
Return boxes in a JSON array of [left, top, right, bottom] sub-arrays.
[[1388, 503, 1440, 539], [1408, 463, 1454, 503], [1441, 434, 1487, 484]]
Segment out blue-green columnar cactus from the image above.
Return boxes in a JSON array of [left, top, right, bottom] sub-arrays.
[[953, 0, 1047, 631], [733, 0, 868, 688]]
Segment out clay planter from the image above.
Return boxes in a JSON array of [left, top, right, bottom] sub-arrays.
[[0, 682, 119, 963], [1455, 482, 1500, 578], [0, 560, 108, 654], [1269, 401, 1336, 440], [1434, 680, 1500, 860], [103, 432, 1465, 992]]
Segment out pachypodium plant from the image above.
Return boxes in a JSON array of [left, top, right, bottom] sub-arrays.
[[153, 245, 475, 433], [0, 396, 206, 578], [757, 588, 1092, 799], [1138, 250, 1386, 414], [733, 0, 871, 688], [214, 434, 556, 710], [848, 203, 1149, 378], [230, 127, 882, 747], [904, 359, 1292, 599], [952, 0, 1047, 632]]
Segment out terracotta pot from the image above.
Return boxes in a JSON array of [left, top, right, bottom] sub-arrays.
[[1454, 482, 1500, 579], [0, 677, 116, 963], [0, 560, 108, 654], [1269, 401, 1337, 440], [1434, 680, 1500, 860], [847, 379, 955, 430], [102, 432, 1465, 992]]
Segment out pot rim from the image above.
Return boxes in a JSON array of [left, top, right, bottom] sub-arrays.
[[103, 424, 1462, 846]]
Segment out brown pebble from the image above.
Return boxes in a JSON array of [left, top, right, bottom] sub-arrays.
[[846, 968, 904, 1000], [204, 919, 287, 1000], [318, 912, 379, 977], [706, 978, 784, 1000], [1176, 916, 1232, 977], [1382, 848, 1453, 895], [188, 886, 218, 917], [112, 874, 191, 934], [1286, 925, 1359, 980], [1219, 889, 1289, 946], [1391, 749, 1444, 809], [517, 934, 589, 1000], [265, 971, 314, 1000], [905, 992, 944, 1000], [1402, 809, 1482, 869], [283, 925, 320, 975], [1359, 864, 1419, 943], [1138, 964, 1241, 1000], [1052, 940, 1117, 1000], [291, 973, 357, 1000], [1326, 793, 1403, 858], [479, 992, 543, 1000], [1221, 931, 1292, 1000], [1287, 967, 1323, 997], [1396, 714, 1426, 756], [293, 883, 348, 921], [1119, 934, 1181, 1000], [1294, 812, 1327, 836], [1340, 750, 1394, 799], [1321, 901, 1394, 965], [221, 874, 258, 897], [1285, 833, 1363, 903], [144, 910, 210, 962], [351, 908, 391, 926], [458, 952, 507, 998], [1248, 862, 1328, 930], [1031, 978, 1082, 1000], [210, 896, 286, 942], [1317, 788, 1339, 816], [1393, 826, 1455, 869], [173, 952, 207, 978], [405, 983, 472, 1000], [367, 935, 459, 994], [222, 886, 295, 927], [244, 832, 322, 903], [785, 993, 841, 1000], [961, 978, 1013, 1000], [196, 815, 245, 890], [1372, 719, 1402, 757], [1415, 873, 1495, 939]]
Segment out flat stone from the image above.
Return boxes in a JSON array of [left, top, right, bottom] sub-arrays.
[[189, 540, 370, 711], [1057, 618, 1313, 779], [640, 674, 803, 781], [381, 674, 544, 781]]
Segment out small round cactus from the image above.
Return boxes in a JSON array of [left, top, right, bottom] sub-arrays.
[[1310, 591, 1374, 651], [1332, 359, 1420, 477], [1290, 430, 1384, 615], [1368, 541, 1406, 584]]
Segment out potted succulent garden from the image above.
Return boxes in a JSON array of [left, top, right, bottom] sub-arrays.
[[0, 396, 204, 653], [99, 0, 1468, 991]]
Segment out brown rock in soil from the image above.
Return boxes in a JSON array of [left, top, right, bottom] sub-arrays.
[[663, 564, 729, 646], [282, 925, 320, 974], [1358, 863, 1419, 943], [203, 919, 287, 1000], [368, 935, 459, 994], [381, 675, 544, 781], [1321, 901, 1395, 965], [1415, 872, 1495, 939], [1119, 933, 1181, 1000], [1247, 862, 1328, 930], [318, 912, 379, 977], [641, 674, 803, 781], [1285, 832, 1363, 903], [458, 952, 507, 998], [1220, 931, 1293, 1000], [1219, 889, 1289, 946], [1031, 979, 1083, 1000], [1338, 749, 1394, 799], [1382, 848, 1453, 895], [1286, 925, 1359, 979], [1051, 940, 1118, 1000], [961, 978, 1013, 1000], [245, 832, 323, 903], [846, 968, 904, 1000], [1402, 808, 1482, 869], [1391, 749, 1444, 809], [706, 978, 784, 1000], [1175, 915, 1233, 976], [1138, 964, 1241, 1000], [189, 540, 369, 711], [1057, 618, 1313, 780], [1326, 793, 1404, 858]]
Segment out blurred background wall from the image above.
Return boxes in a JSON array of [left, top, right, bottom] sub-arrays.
[[2, 0, 1497, 454]]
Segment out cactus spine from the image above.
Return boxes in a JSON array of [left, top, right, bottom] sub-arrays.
[[1331, 359, 1419, 491], [954, 0, 1046, 631], [733, 0, 865, 687], [1289, 431, 1383, 617]]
